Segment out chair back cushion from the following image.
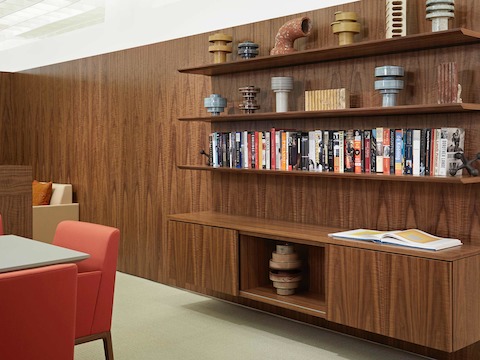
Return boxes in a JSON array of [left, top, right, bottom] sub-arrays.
[[53, 220, 120, 337], [0, 264, 77, 360]]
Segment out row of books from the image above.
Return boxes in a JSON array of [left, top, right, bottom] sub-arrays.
[[208, 127, 465, 176]]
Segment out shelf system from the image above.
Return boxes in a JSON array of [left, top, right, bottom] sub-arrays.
[[178, 28, 480, 76], [177, 29, 480, 184]]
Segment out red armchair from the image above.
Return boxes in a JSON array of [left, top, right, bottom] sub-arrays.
[[0, 264, 78, 360], [53, 220, 120, 360]]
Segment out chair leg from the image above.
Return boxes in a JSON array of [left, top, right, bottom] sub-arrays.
[[102, 331, 114, 360]]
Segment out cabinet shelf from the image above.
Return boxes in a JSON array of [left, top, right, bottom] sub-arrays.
[[177, 165, 480, 184], [240, 287, 327, 318], [178, 103, 480, 122], [178, 28, 480, 76]]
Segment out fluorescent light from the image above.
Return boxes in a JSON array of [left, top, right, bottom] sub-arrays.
[[0, 0, 104, 50]]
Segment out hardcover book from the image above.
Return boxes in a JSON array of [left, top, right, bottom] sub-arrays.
[[328, 228, 462, 251], [444, 127, 465, 176]]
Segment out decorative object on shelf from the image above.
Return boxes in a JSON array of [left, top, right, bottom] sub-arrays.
[[204, 94, 227, 115], [449, 152, 480, 176], [269, 244, 302, 295], [437, 62, 462, 104], [270, 16, 312, 55], [271, 77, 293, 112], [331, 11, 361, 45], [374, 65, 404, 107], [237, 41, 259, 59], [238, 86, 260, 114], [208, 33, 233, 63], [426, 0, 455, 32], [199, 149, 210, 166], [304, 88, 350, 111], [386, 0, 407, 38]]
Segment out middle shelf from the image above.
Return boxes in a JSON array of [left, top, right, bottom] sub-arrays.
[[178, 103, 480, 122]]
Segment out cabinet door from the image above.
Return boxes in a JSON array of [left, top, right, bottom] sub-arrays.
[[327, 245, 453, 351], [327, 246, 382, 333], [168, 221, 239, 296]]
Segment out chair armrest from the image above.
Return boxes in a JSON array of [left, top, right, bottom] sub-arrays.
[[33, 203, 79, 243]]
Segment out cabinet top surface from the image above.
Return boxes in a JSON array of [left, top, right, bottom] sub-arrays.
[[168, 211, 480, 261]]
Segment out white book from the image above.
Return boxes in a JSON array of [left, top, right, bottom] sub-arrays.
[[265, 131, 271, 170], [338, 130, 344, 173], [243, 130, 249, 169], [328, 228, 462, 251], [412, 129, 421, 176], [308, 131, 316, 171], [438, 129, 448, 176], [376, 127, 384, 173]]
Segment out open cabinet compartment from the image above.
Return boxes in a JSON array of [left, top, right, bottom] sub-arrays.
[[239, 234, 327, 317]]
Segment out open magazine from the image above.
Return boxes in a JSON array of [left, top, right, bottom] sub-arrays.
[[328, 228, 462, 251]]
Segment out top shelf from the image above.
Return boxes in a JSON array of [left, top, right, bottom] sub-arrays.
[[178, 28, 480, 76]]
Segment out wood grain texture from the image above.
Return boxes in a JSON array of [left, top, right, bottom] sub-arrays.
[[328, 245, 454, 351], [3, 0, 480, 357], [168, 220, 238, 296], [0, 166, 32, 237]]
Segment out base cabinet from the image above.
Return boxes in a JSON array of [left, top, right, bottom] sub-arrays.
[[167, 221, 239, 296], [167, 212, 480, 354]]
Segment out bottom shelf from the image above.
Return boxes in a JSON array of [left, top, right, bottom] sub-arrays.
[[240, 286, 327, 318]]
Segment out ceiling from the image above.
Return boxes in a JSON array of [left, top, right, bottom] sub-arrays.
[[0, 0, 105, 51]]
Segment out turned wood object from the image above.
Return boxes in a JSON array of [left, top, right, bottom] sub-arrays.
[[331, 11, 361, 46], [269, 244, 302, 295], [208, 33, 233, 63]]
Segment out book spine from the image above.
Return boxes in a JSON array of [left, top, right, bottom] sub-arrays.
[[383, 128, 390, 174], [344, 129, 355, 172], [265, 131, 270, 170], [370, 129, 377, 173], [276, 130, 282, 170], [338, 130, 344, 173], [250, 131, 255, 169], [424, 128, 431, 175], [316, 130, 324, 172], [333, 131, 340, 173], [438, 128, 448, 176], [419, 129, 427, 176], [364, 130, 371, 173], [394, 129, 403, 175], [308, 130, 316, 171], [300, 132, 309, 170], [327, 130, 334, 172], [354, 129, 362, 174], [376, 127, 383, 173], [281, 131, 288, 170], [270, 128, 276, 170], [235, 132, 242, 168], [412, 129, 421, 176], [389, 129, 395, 175], [404, 129, 413, 175]]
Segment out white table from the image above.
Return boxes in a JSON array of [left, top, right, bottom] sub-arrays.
[[0, 234, 89, 273]]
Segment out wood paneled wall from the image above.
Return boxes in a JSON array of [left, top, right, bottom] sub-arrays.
[[4, 0, 480, 358], [0, 166, 32, 237]]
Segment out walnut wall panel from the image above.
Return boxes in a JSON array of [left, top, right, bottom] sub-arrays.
[[0, 166, 32, 237], [9, 36, 212, 280]]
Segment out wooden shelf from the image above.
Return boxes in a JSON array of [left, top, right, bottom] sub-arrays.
[[178, 103, 480, 122], [178, 28, 480, 76], [177, 165, 480, 184], [240, 287, 327, 318]]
